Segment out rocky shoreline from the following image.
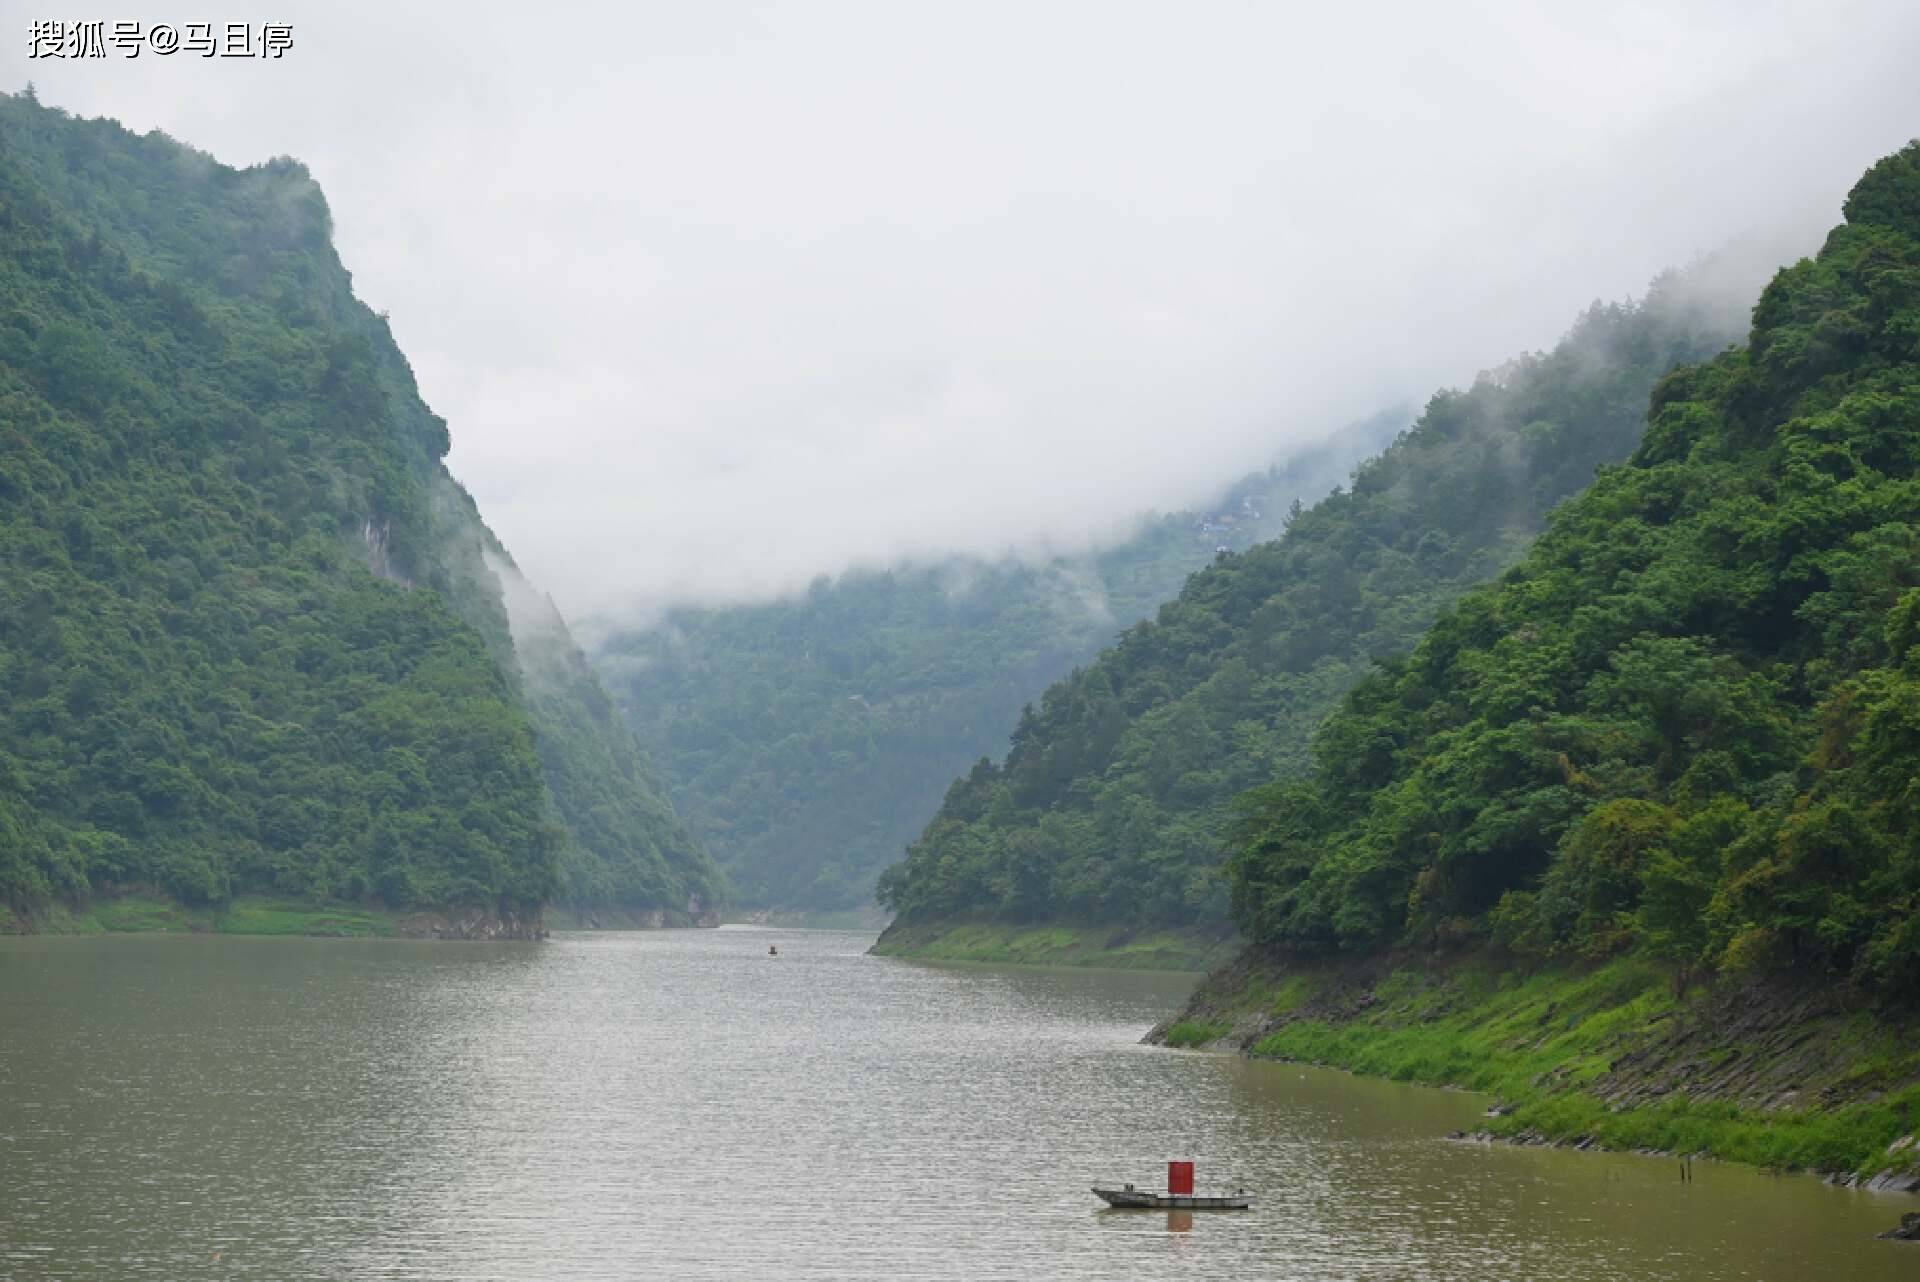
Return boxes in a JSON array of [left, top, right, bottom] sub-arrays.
[[1147, 946, 1920, 1221], [1438, 1122, 1920, 1194], [2, 892, 744, 940], [544, 906, 721, 931], [395, 906, 549, 941], [1881, 1213, 1920, 1241]]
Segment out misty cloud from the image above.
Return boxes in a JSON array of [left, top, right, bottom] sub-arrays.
[[11, 1, 1919, 624]]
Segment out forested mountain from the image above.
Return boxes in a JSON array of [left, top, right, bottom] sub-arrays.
[[0, 93, 721, 929], [597, 416, 1399, 912], [1227, 143, 1920, 991], [876, 265, 1759, 937]]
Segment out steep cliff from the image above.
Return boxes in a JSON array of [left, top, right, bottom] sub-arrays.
[[0, 93, 720, 930]]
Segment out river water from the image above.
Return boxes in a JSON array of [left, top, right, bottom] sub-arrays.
[[0, 927, 1911, 1280]]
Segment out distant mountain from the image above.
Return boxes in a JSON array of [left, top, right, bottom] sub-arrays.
[[594, 413, 1402, 912], [0, 92, 721, 931], [876, 263, 1758, 944]]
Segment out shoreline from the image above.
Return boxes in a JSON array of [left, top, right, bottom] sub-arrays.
[[1437, 1125, 1920, 1195], [869, 918, 1240, 971], [721, 907, 891, 931], [1149, 947, 1920, 1192], [3, 893, 722, 940]]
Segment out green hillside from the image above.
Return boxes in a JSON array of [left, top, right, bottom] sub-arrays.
[[0, 92, 720, 930], [875, 269, 1752, 946], [596, 416, 1398, 913], [1227, 142, 1920, 989]]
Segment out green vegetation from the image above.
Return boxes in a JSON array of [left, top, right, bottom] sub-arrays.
[[600, 417, 1397, 912], [1134, 143, 1920, 1187], [0, 93, 719, 929], [8, 893, 399, 936], [1161, 1020, 1230, 1048], [1228, 143, 1920, 994], [499, 575, 725, 920], [877, 268, 1749, 939], [1177, 953, 1920, 1179], [867, 919, 1237, 970], [1246, 963, 1685, 1098], [212, 898, 398, 936]]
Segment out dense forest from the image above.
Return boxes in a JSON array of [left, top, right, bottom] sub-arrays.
[[0, 93, 721, 926], [599, 417, 1399, 911], [876, 265, 1759, 933], [1227, 143, 1920, 991]]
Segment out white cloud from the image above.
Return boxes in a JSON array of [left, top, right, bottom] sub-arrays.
[[12, 1, 1919, 621]]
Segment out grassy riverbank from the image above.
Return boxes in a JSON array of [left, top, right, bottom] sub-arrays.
[[870, 919, 1239, 970], [7, 894, 735, 938], [1156, 949, 1920, 1185], [4, 894, 402, 937]]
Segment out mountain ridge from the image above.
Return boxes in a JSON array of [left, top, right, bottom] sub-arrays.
[[874, 263, 1760, 951], [0, 92, 720, 931], [1142, 140, 1920, 1190], [595, 412, 1401, 912]]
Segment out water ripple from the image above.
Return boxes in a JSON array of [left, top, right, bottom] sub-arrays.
[[0, 930, 1909, 1280]]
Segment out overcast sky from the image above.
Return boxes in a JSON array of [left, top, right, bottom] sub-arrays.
[[10, 2, 1920, 623]]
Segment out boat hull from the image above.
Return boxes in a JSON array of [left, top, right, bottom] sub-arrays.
[[1091, 1186, 1251, 1210]]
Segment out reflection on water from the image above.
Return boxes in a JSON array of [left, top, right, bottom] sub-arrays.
[[1, 928, 1913, 1280]]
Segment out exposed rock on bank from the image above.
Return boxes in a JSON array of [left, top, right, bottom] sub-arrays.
[[544, 906, 721, 930], [1149, 947, 1920, 1188], [1880, 1212, 1920, 1240], [397, 907, 548, 941]]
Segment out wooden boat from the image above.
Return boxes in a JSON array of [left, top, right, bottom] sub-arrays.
[[1094, 1160, 1250, 1210], [1091, 1184, 1252, 1210]]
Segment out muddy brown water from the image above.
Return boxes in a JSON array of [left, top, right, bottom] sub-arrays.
[[1, 928, 1912, 1279]]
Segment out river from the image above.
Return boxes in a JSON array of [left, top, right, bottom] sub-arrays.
[[0, 927, 1910, 1279]]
